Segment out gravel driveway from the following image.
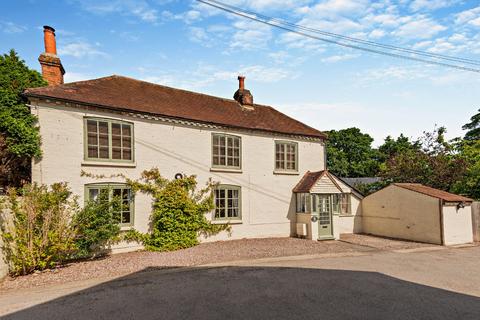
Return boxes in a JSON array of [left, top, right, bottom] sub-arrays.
[[340, 233, 438, 250], [0, 237, 371, 291]]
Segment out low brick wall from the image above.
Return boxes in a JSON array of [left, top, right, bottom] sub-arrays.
[[472, 202, 480, 242]]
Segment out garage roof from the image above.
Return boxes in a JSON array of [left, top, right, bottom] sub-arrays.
[[394, 183, 473, 202]]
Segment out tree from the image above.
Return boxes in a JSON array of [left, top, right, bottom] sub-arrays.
[[0, 50, 46, 189], [378, 134, 419, 161], [451, 139, 480, 200], [462, 108, 480, 141], [380, 127, 467, 192], [326, 128, 381, 177]]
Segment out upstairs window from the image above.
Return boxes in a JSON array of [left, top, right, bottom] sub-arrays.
[[85, 118, 133, 162], [275, 141, 298, 172], [212, 133, 241, 169]]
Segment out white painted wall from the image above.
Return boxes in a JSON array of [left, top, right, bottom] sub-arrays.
[[31, 101, 325, 249], [362, 185, 442, 244], [442, 205, 473, 245]]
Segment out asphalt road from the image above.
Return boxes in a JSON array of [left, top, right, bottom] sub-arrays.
[[1, 246, 480, 320]]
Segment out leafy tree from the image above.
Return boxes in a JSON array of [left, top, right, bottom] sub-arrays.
[[462, 108, 480, 141], [452, 140, 480, 200], [0, 50, 46, 189], [378, 134, 419, 161], [380, 127, 467, 192], [326, 128, 381, 177]]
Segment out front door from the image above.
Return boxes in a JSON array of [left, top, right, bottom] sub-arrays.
[[317, 195, 333, 239]]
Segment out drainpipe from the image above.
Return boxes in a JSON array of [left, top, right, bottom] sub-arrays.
[[439, 199, 445, 245]]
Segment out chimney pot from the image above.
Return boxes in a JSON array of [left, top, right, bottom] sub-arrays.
[[43, 25, 57, 55], [238, 76, 245, 90]]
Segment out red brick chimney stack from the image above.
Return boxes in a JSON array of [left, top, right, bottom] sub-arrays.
[[38, 25, 65, 86], [233, 75, 253, 106]]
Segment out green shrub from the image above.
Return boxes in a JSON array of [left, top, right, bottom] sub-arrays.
[[127, 169, 229, 251], [0, 183, 78, 276], [72, 191, 122, 258]]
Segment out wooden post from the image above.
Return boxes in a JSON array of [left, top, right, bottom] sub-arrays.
[[472, 202, 480, 242]]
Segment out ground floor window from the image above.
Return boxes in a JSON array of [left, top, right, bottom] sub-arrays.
[[214, 185, 241, 220], [296, 193, 311, 213], [85, 183, 134, 226], [332, 193, 350, 215]]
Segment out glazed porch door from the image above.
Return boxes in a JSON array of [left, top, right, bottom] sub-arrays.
[[317, 195, 333, 239]]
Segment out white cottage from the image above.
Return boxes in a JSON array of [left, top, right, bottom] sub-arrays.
[[24, 26, 361, 251]]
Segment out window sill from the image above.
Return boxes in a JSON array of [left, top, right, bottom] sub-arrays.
[[211, 220, 243, 225], [81, 161, 136, 168], [273, 170, 299, 175], [120, 226, 134, 231], [210, 168, 242, 174]]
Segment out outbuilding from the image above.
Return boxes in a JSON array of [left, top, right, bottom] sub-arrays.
[[362, 183, 474, 245]]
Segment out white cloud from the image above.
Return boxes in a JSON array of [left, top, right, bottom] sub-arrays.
[[64, 72, 94, 83], [410, 0, 459, 12], [1, 21, 27, 34], [455, 6, 480, 26], [229, 20, 272, 50], [321, 53, 359, 63], [58, 41, 108, 58], [392, 16, 446, 39], [73, 0, 158, 23]]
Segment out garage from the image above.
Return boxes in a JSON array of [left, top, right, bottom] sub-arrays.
[[362, 183, 473, 245]]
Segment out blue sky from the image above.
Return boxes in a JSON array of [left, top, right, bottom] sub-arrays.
[[1, 0, 479, 145]]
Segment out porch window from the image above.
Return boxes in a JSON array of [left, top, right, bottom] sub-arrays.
[[85, 118, 134, 162], [214, 185, 241, 220], [212, 134, 241, 169], [85, 183, 134, 226], [332, 194, 350, 215], [275, 141, 298, 172], [296, 193, 311, 213]]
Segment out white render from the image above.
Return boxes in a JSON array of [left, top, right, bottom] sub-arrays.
[[30, 99, 328, 250], [362, 184, 473, 245], [442, 205, 473, 246]]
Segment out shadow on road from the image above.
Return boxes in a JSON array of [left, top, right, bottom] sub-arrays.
[[3, 266, 479, 320]]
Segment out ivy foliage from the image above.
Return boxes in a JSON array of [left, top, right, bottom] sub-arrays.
[[0, 50, 46, 188], [126, 169, 229, 251]]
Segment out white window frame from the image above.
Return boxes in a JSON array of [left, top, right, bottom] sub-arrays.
[[214, 185, 242, 221]]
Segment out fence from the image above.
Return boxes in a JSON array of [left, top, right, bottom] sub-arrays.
[[472, 202, 480, 242]]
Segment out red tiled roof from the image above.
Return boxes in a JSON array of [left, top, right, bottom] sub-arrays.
[[394, 183, 473, 202], [24, 75, 326, 139], [293, 171, 326, 193]]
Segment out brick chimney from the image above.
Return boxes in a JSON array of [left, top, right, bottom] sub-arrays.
[[38, 26, 65, 86], [233, 76, 253, 106]]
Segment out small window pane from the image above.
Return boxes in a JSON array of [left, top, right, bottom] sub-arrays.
[[123, 149, 132, 160], [99, 147, 109, 159], [112, 147, 122, 159], [98, 122, 109, 134], [112, 123, 121, 135], [88, 146, 98, 158]]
